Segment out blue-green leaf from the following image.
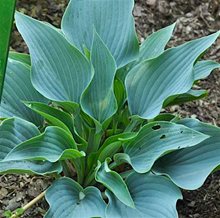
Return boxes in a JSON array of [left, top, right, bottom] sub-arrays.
[[95, 159, 134, 208], [0, 160, 62, 175], [153, 118, 220, 190], [81, 32, 117, 124], [45, 177, 106, 218], [0, 117, 39, 160], [15, 12, 92, 104], [121, 122, 208, 173], [62, 0, 139, 68], [0, 59, 47, 126], [0, 118, 61, 175], [163, 89, 207, 107], [25, 101, 74, 134], [4, 126, 84, 162], [126, 32, 220, 119], [106, 173, 182, 218], [194, 60, 220, 81], [138, 23, 175, 61], [116, 23, 175, 83]]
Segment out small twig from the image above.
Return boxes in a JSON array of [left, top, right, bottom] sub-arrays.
[[11, 191, 46, 218]]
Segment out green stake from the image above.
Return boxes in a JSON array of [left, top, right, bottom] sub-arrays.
[[0, 0, 16, 101]]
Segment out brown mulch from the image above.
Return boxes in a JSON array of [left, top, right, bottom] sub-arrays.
[[1, 0, 220, 217]]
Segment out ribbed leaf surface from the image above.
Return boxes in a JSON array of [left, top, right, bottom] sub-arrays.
[[0, 160, 62, 175], [194, 60, 220, 80], [126, 32, 220, 119], [106, 173, 182, 218], [95, 159, 134, 208], [62, 0, 139, 68], [81, 32, 117, 124], [153, 119, 220, 190], [25, 101, 74, 134], [5, 126, 84, 162], [0, 59, 47, 126], [15, 12, 92, 103], [45, 177, 106, 218], [116, 23, 175, 83], [0, 118, 61, 174], [164, 89, 207, 107], [0, 117, 39, 160], [122, 122, 208, 173], [138, 23, 175, 61]]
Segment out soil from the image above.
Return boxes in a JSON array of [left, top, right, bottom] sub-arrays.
[[1, 0, 220, 217]]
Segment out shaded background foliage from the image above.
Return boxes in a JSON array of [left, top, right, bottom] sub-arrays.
[[0, 0, 220, 217]]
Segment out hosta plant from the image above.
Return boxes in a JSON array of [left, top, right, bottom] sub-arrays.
[[1, 0, 220, 217]]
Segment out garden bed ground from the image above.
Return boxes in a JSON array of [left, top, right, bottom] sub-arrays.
[[1, 0, 220, 217]]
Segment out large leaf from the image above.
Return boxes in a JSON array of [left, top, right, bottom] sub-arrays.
[[0, 59, 47, 126], [153, 119, 220, 190], [106, 173, 182, 218], [62, 0, 139, 68], [120, 122, 208, 173], [126, 32, 220, 119], [81, 32, 117, 124], [15, 12, 92, 104], [45, 177, 106, 218], [0, 118, 61, 174], [95, 159, 134, 208], [194, 60, 220, 81], [5, 126, 84, 162]]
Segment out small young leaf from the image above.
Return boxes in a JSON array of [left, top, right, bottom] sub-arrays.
[[116, 23, 175, 83], [138, 23, 175, 61], [3, 210, 13, 218], [95, 159, 134, 208], [163, 89, 207, 107], [9, 51, 31, 66], [194, 60, 220, 81], [25, 101, 74, 134], [81, 31, 117, 124]]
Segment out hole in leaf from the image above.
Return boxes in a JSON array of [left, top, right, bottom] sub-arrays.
[[152, 124, 161, 130], [160, 134, 166, 139]]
